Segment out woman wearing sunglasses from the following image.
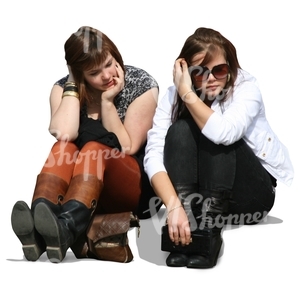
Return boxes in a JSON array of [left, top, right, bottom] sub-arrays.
[[144, 27, 294, 268]]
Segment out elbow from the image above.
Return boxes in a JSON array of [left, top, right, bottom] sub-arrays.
[[124, 139, 148, 156], [122, 146, 137, 156], [48, 125, 78, 142], [210, 134, 241, 146]]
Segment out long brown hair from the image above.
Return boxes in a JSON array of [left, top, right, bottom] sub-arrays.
[[64, 26, 125, 106], [172, 27, 241, 122]]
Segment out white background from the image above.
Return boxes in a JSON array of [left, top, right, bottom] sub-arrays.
[[1, 0, 299, 299]]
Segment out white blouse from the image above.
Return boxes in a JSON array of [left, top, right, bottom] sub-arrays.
[[144, 69, 294, 186]]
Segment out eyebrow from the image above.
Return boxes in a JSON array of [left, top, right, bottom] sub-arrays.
[[86, 56, 113, 73]]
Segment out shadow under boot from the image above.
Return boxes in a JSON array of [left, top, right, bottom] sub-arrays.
[[10, 173, 68, 261], [34, 174, 102, 263], [186, 189, 230, 269]]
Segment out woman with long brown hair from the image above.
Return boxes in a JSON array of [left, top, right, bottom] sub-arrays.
[[144, 27, 294, 268]]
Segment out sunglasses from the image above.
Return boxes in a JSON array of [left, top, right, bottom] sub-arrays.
[[190, 63, 230, 82]]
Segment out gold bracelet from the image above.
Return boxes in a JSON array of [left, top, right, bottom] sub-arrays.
[[167, 205, 183, 216], [65, 81, 77, 87], [182, 90, 194, 102], [62, 91, 79, 99]]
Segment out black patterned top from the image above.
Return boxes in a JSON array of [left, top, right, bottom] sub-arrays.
[[54, 65, 159, 122]]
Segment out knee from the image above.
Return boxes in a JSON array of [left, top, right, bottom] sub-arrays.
[[77, 141, 119, 165], [52, 141, 79, 154], [80, 141, 111, 153], [166, 119, 195, 145], [168, 119, 190, 135]]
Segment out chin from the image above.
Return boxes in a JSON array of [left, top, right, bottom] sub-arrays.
[[206, 92, 219, 101]]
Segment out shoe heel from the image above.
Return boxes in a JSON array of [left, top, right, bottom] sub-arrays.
[[46, 246, 64, 263], [11, 201, 45, 261], [22, 244, 43, 261]]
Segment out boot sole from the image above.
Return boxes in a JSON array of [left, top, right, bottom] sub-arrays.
[[34, 203, 64, 263], [11, 201, 44, 261]]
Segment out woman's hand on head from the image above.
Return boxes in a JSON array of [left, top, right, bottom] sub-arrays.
[[101, 63, 125, 103], [167, 206, 191, 246], [173, 58, 193, 99]]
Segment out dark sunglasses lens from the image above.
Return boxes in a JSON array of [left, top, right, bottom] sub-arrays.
[[213, 64, 229, 79], [191, 66, 209, 81]]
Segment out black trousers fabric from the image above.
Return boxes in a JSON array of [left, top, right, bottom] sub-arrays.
[[164, 118, 276, 225]]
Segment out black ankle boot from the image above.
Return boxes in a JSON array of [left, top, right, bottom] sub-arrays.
[[34, 200, 92, 263], [186, 189, 230, 269], [162, 184, 199, 268], [34, 203, 72, 263], [187, 227, 223, 269], [166, 253, 188, 267], [11, 201, 46, 261]]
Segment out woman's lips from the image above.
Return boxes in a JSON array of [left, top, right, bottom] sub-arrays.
[[206, 85, 218, 91], [105, 80, 114, 88]]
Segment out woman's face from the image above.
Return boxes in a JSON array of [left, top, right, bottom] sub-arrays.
[[190, 51, 228, 100], [83, 54, 118, 91]]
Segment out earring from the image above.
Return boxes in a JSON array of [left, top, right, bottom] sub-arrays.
[[227, 73, 231, 82]]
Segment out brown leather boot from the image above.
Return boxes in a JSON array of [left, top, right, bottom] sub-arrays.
[[34, 174, 103, 263]]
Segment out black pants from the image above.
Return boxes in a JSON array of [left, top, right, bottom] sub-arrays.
[[164, 119, 276, 225]]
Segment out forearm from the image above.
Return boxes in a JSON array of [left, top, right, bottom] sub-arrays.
[[173, 58, 213, 129], [49, 95, 80, 141], [100, 100, 132, 152], [151, 171, 182, 211], [151, 171, 191, 245], [182, 91, 214, 129]]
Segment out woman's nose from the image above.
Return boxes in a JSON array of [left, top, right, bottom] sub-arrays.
[[101, 70, 110, 80]]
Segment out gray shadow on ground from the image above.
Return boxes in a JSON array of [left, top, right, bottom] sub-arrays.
[[136, 208, 283, 266]]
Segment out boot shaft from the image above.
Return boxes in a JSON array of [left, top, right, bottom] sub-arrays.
[[173, 184, 231, 231], [63, 174, 103, 209], [32, 173, 69, 206]]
